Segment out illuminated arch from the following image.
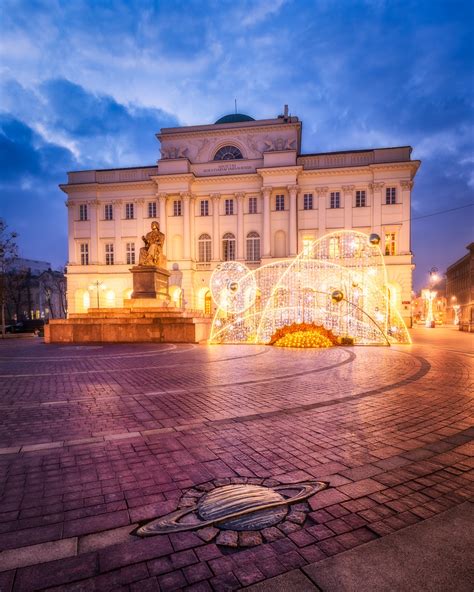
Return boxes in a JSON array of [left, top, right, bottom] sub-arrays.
[[209, 230, 411, 345]]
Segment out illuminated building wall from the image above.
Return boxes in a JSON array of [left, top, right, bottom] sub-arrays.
[[62, 110, 420, 325]]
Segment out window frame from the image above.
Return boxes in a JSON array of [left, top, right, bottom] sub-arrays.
[[79, 204, 88, 221], [330, 192, 340, 209], [355, 190, 366, 208], [80, 243, 89, 265], [275, 194, 285, 211], [385, 187, 397, 205], [173, 200, 182, 216], [222, 233, 236, 261], [148, 201, 157, 218], [200, 199, 209, 217], [125, 203, 135, 220], [224, 199, 234, 216], [303, 193, 313, 210], [198, 233, 212, 262], [105, 243, 114, 265], [246, 231, 261, 262], [248, 196, 257, 214], [104, 204, 113, 221], [126, 242, 136, 265]]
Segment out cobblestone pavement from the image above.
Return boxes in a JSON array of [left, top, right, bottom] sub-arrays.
[[0, 327, 472, 591]]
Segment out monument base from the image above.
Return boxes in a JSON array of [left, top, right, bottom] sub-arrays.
[[131, 265, 170, 300]]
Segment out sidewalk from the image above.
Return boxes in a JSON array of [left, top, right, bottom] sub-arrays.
[[247, 502, 473, 591]]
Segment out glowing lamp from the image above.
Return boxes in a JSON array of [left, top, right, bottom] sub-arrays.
[[369, 233, 380, 245], [331, 290, 344, 303]]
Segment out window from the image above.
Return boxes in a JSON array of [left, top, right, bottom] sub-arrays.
[[248, 197, 257, 214], [222, 233, 236, 261], [125, 203, 134, 219], [303, 194, 313, 210], [246, 232, 260, 262], [126, 242, 135, 265], [328, 237, 340, 258], [198, 233, 212, 262], [330, 192, 340, 209], [79, 204, 88, 221], [105, 243, 114, 265], [80, 243, 89, 265], [204, 291, 212, 315], [224, 199, 234, 215], [148, 202, 157, 218], [214, 145, 243, 160], [355, 190, 366, 207], [302, 238, 313, 256], [173, 200, 182, 216], [104, 204, 113, 220], [385, 233, 396, 256], [276, 194, 285, 211], [200, 200, 209, 216], [386, 187, 396, 205]]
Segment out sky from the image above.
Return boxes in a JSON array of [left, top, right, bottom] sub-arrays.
[[0, 0, 473, 291]]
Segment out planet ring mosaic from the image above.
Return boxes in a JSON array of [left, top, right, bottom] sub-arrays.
[[136, 481, 327, 537]]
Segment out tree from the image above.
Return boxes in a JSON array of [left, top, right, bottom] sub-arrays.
[[0, 219, 18, 337]]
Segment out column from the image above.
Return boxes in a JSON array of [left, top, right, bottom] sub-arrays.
[[113, 199, 123, 264], [89, 200, 99, 264], [369, 182, 384, 236], [158, 193, 168, 256], [181, 192, 191, 260], [190, 194, 196, 260], [288, 185, 299, 256], [262, 187, 271, 257], [317, 187, 328, 237], [400, 180, 413, 255], [342, 185, 354, 230], [65, 201, 76, 264], [211, 193, 221, 260], [235, 192, 245, 260]]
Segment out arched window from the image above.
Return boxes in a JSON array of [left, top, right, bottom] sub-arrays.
[[214, 146, 243, 161], [222, 233, 236, 261], [246, 231, 260, 262], [198, 233, 212, 262], [204, 290, 212, 315]]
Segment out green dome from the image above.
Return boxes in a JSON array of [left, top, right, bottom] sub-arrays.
[[214, 113, 255, 124]]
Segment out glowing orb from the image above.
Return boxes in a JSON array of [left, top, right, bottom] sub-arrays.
[[210, 261, 257, 313], [331, 290, 344, 303], [369, 233, 381, 245]]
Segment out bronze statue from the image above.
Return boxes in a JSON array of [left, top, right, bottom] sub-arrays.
[[139, 221, 165, 266]]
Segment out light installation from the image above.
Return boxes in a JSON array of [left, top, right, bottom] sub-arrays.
[[209, 230, 411, 346]]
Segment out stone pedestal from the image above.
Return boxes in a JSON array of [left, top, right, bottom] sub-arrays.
[[131, 266, 170, 299]]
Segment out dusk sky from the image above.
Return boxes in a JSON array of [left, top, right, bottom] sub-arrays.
[[1, 0, 473, 291]]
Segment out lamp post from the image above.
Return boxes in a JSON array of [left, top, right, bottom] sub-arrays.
[[88, 280, 106, 309], [424, 267, 439, 328]]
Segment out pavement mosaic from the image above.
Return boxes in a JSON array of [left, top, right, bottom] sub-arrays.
[[0, 327, 472, 591]]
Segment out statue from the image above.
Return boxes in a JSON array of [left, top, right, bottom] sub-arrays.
[[139, 221, 166, 266]]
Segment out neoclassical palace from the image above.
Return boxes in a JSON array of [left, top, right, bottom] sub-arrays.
[[62, 109, 420, 325]]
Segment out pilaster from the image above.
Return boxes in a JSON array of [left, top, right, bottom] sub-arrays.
[[235, 192, 245, 260], [262, 187, 272, 257], [316, 187, 328, 237], [342, 185, 354, 229], [181, 192, 192, 260], [158, 193, 168, 257], [288, 185, 299, 256], [211, 193, 221, 261], [400, 180, 413, 255], [369, 182, 384, 236]]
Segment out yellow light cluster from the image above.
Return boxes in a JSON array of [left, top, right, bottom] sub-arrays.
[[274, 330, 333, 348]]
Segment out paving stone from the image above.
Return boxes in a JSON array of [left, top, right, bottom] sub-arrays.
[[238, 531, 262, 547], [0, 537, 77, 572], [216, 530, 238, 547]]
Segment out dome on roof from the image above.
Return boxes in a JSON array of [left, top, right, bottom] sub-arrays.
[[214, 113, 255, 124]]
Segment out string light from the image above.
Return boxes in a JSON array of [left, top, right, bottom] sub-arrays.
[[209, 230, 411, 346]]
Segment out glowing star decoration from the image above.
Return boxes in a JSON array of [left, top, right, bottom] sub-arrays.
[[209, 230, 411, 346]]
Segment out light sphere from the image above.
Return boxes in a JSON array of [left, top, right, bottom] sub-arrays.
[[369, 233, 381, 245], [331, 290, 344, 303], [210, 261, 257, 313]]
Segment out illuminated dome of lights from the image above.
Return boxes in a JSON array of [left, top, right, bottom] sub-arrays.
[[209, 230, 411, 346]]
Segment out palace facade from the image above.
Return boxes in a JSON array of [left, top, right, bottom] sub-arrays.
[[62, 110, 420, 326]]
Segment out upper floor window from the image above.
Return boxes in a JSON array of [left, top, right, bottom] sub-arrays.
[[303, 194, 313, 210], [248, 196, 257, 214], [198, 233, 212, 262], [330, 192, 340, 209], [80, 243, 89, 265], [79, 204, 88, 221], [246, 232, 260, 262], [104, 204, 113, 221], [225, 199, 234, 215], [214, 145, 243, 160], [276, 194, 285, 211], [386, 187, 396, 205], [148, 201, 157, 218], [222, 232, 236, 261], [126, 242, 135, 265], [125, 203, 134, 219], [355, 190, 366, 207], [105, 243, 114, 265], [385, 232, 396, 256], [173, 200, 182, 216], [200, 200, 209, 216]]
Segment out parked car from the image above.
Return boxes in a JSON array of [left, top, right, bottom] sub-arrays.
[[11, 320, 45, 333]]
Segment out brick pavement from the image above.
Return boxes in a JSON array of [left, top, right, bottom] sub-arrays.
[[0, 326, 472, 591]]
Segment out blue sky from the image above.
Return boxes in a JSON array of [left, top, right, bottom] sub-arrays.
[[1, 0, 473, 290]]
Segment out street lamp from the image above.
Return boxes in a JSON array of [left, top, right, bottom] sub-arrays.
[[423, 267, 439, 328], [88, 280, 106, 309]]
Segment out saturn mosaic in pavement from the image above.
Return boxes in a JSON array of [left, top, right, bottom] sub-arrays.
[[135, 477, 328, 547]]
